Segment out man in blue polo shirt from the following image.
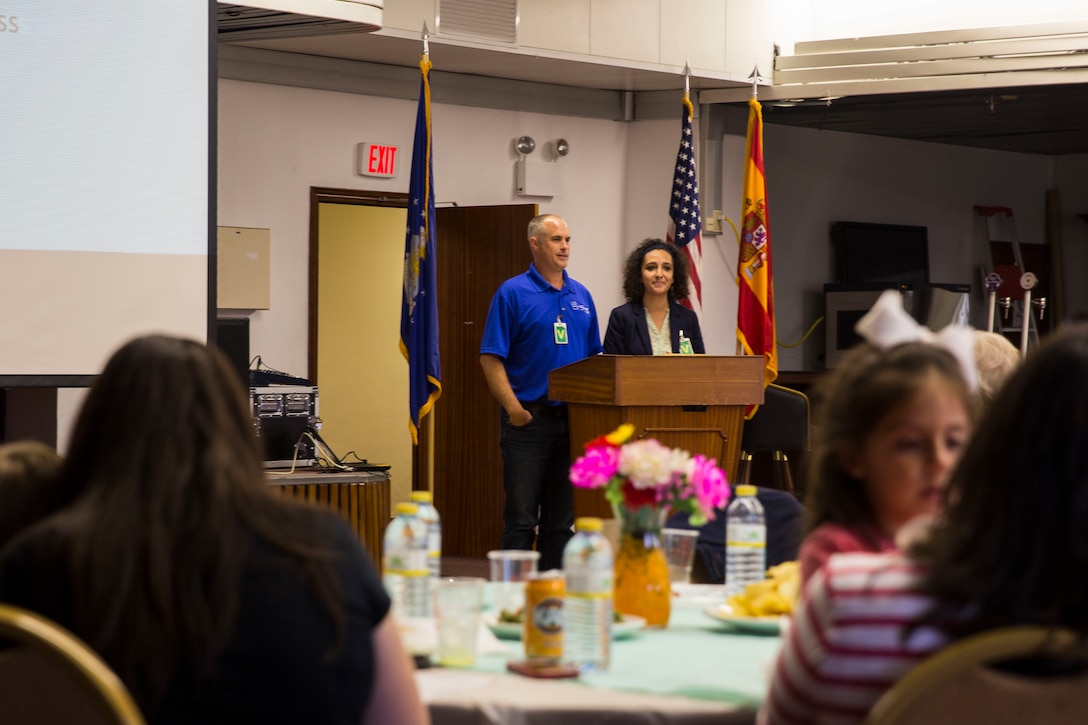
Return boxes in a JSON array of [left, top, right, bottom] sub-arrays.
[[480, 213, 602, 570]]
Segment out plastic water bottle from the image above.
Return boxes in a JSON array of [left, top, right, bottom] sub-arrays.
[[383, 502, 430, 619], [562, 517, 613, 672], [410, 490, 442, 580], [725, 485, 766, 597]]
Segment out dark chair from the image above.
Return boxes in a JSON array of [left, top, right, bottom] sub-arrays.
[[737, 384, 810, 494], [665, 486, 804, 584]]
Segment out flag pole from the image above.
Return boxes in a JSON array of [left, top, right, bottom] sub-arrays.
[[737, 64, 778, 409], [668, 61, 704, 317], [422, 20, 436, 494], [740, 65, 760, 358]]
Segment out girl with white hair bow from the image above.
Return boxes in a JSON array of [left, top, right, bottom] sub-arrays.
[[799, 289, 980, 586]]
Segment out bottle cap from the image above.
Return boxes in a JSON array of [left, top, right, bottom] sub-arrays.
[[395, 502, 420, 516], [410, 490, 433, 504], [735, 485, 757, 497], [574, 517, 603, 532]]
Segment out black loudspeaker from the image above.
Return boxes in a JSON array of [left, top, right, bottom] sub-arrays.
[[214, 318, 250, 390]]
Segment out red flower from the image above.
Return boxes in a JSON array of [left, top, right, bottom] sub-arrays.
[[621, 480, 658, 510], [583, 433, 612, 451]]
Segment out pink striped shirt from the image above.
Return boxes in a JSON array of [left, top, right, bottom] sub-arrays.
[[800, 523, 896, 587], [759, 551, 949, 725]]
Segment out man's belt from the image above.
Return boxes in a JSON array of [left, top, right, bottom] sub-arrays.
[[519, 401, 568, 419]]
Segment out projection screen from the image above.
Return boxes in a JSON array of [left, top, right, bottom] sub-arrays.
[[0, 1, 212, 385]]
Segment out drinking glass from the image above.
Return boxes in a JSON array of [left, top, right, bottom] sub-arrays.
[[661, 528, 700, 584], [433, 577, 485, 667]]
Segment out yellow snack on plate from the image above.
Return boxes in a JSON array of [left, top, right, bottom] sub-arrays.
[[726, 561, 800, 617]]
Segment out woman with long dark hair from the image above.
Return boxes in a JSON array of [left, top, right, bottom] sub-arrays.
[[0, 335, 428, 724]]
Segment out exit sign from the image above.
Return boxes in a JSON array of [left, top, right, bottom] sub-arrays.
[[356, 142, 398, 177]]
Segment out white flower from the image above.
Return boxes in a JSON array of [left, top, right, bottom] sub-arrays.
[[618, 438, 676, 489], [671, 449, 692, 478]]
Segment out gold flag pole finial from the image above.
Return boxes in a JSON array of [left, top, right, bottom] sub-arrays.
[[683, 60, 692, 102], [748, 65, 762, 99], [421, 21, 430, 56]]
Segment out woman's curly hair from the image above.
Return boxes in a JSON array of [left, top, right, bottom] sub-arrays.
[[621, 238, 691, 304]]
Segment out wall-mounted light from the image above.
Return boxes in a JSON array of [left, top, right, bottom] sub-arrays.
[[514, 136, 565, 197], [515, 136, 536, 155]]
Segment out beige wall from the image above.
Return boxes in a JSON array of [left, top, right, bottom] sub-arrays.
[[316, 202, 413, 508]]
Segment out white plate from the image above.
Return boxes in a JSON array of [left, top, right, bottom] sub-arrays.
[[485, 614, 647, 641], [670, 583, 726, 608], [703, 604, 784, 635]]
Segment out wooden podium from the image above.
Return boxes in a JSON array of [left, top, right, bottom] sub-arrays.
[[549, 355, 765, 518]]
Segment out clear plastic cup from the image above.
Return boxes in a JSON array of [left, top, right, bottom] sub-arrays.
[[661, 528, 700, 584], [433, 577, 485, 667], [487, 550, 540, 619]]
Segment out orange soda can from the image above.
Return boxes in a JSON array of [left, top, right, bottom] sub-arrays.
[[524, 569, 564, 664]]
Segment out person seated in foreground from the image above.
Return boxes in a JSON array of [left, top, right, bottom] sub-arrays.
[[0, 335, 429, 725], [760, 322, 1088, 724], [0, 441, 63, 551], [603, 238, 704, 355], [799, 291, 978, 585]]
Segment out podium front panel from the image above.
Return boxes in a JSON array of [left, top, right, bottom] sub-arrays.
[[568, 403, 744, 520]]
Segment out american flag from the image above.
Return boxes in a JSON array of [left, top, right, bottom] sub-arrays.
[[667, 97, 702, 316]]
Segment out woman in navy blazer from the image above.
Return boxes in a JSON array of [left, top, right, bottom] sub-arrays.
[[604, 238, 705, 355]]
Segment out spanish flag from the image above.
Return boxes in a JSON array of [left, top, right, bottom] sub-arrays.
[[737, 98, 777, 411]]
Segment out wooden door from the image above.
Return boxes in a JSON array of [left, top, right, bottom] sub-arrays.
[[423, 204, 537, 558], [309, 190, 534, 559]]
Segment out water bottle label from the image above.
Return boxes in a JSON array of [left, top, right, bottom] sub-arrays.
[[386, 549, 429, 576], [566, 569, 613, 595], [726, 523, 766, 548], [427, 531, 441, 559]]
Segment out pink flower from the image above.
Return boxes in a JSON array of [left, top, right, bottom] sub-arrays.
[[687, 454, 730, 519], [568, 425, 731, 528], [569, 444, 619, 489]]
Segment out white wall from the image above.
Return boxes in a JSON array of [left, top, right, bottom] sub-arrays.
[[220, 76, 1088, 380], [709, 120, 1088, 370], [218, 79, 635, 377], [1053, 154, 1088, 320]]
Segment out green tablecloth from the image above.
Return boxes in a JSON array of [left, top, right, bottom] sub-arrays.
[[471, 588, 781, 709]]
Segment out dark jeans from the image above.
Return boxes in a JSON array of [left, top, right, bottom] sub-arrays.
[[499, 412, 574, 571]]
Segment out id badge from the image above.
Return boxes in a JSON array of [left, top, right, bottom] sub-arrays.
[[678, 330, 694, 355], [553, 321, 568, 345]]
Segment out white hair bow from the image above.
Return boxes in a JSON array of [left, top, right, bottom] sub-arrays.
[[855, 290, 979, 392]]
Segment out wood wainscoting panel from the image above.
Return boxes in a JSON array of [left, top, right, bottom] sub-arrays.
[[267, 471, 391, 565]]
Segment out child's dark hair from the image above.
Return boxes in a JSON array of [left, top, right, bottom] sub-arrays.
[[805, 341, 976, 546], [0, 441, 64, 548]]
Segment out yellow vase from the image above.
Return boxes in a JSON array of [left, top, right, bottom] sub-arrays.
[[612, 504, 671, 627]]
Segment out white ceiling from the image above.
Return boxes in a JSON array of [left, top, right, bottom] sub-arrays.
[[216, 5, 1088, 155]]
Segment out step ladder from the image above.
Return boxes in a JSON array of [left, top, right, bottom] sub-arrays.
[[974, 206, 1045, 355]]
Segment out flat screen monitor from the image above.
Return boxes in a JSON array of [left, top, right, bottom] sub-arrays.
[[832, 221, 930, 287]]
